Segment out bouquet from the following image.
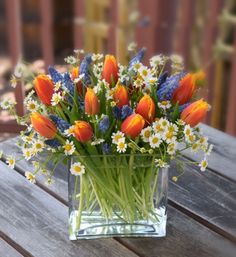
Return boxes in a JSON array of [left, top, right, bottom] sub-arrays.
[[1, 48, 213, 238]]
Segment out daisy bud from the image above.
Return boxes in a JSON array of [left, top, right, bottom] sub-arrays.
[[102, 55, 118, 86], [84, 88, 100, 115], [121, 113, 145, 139], [34, 74, 54, 106], [172, 71, 205, 105], [113, 85, 129, 107], [31, 112, 57, 139], [181, 99, 210, 127], [136, 95, 156, 124], [74, 121, 93, 143]]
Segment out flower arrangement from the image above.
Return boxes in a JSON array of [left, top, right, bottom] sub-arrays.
[[0, 47, 213, 238]]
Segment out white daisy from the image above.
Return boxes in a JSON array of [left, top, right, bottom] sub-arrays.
[[25, 171, 36, 184], [205, 144, 213, 156], [133, 62, 142, 72], [64, 55, 77, 65], [150, 55, 166, 67], [70, 162, 85, 176], [140, 126, 152, 142], [0, 99, 16, 110], [158, 101, 172, 110], [51, 92, 64, 106], [176, 119, 185, 126], [167, 142, 177, 155], [6, 156, 15, 169], [152, 120, 165, 134], [127, 42, 137, 52], [185, 133, 196, 144], [14, 62, 26, 78], [10, 76, 17, 88], [159, 118, 170, 129], [133, 78, 143, 88], [155, 159, 170, 168], [26, 100, 39, 112], [163, 131, 176, 144], [117, 139, 127, 153], [149, 134, 162, 148], [63, 140, 75, 155], [64, 125, 75, 137], [92, 53, 104, 62], [191, 142, 200, 152], [54, 82, 62, 91], [112, 131, 125, 145], [184, 125, 192, 136], [199, 158, 208, 172], [23, 148, 34, 160], [32, 140, 45, 153]]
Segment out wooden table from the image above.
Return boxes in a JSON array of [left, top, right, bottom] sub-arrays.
[[0, 124, 236, 257]]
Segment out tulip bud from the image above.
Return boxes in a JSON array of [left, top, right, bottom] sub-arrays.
[[34, 74, 54, 106], [181, 99, 210, 127], [113, 85, 129, 107], [102, 55, 118, 86], [74, 121, 93, 143], [85, 88, 100, 115], [136, 95, 156, 124], [121, 113, 145, 138], [172, 71, 206, 105], [31, 112, 57, 139]]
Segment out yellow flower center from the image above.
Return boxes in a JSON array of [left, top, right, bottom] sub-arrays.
[[74, 166, 81, 173], [144, 130, 151, 138], [118, 142, 125, 149], [152, 137, 159, 144], [65, 144, 72, 151]]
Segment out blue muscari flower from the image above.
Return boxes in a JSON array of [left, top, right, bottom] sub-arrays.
[[62, 72, 74, 96], [157, 71, 168, 88], [112, 106, 122, 120], [156, 72, 186, 101], [80, 54, 92, 85], [45, 139, 61, 148], [99, 115, 110, 133], [48, 66, 63, 83], [102, 143, 112, 154], [128, 48, 146, 69], [50, 115, 70, 133], [77, 96, 84, 111], [121, 105, 133, 120], [179, 103, 191, 113]]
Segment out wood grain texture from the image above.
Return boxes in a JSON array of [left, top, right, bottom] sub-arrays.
[[0, 161, 138, 257], [0, 239, 23, 257]]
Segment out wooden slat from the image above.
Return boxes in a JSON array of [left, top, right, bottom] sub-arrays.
[[73, 0, 85, 50], [0, 121, 24, 133], [0, 161, 138, 257], [40, 0, 54, 67], [4, 0, 25, 117], [0, 239, 23, 257], [226, 28, 236, 135], [174, 0, 196, 65]]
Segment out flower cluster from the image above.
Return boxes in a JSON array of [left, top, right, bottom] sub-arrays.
[[1, 49, 212, 182]]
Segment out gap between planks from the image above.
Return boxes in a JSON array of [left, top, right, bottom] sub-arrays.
[[0, 231, 34, 257], [1, 156, 235, 251]]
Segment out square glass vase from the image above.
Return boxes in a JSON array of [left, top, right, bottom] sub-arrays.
[[68, 154, 168, 240]]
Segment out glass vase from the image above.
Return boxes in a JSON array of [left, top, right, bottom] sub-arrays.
[[68, 154, 168, 240]]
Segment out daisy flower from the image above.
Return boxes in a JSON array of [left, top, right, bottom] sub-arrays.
[[133, 78, 143, 88], [25, 172, 36, 184], [186, 133, 196, 144], [141, 126, 152, 142], [6, 155, 15, 169], [91, 138, 105, 146], [64, 55, 77, 65], [23, 148, 34, 160], [54, 82, 62, 91], [116, 139, 127, 153], [51, 92, 64, 106], [158, 101, 172, 110], [63, 140, 75, 155], [159, 118, 170, 129], [26, 100, 39, 112], [33, 140, 45, 153], [112, 131, 125, 145], [152, 120, 165, 134], [199, 158, 208, 172], [167, 142, 177, 155], [64, 125, 75, 137], [155, 159, 170, 168], [150, 54, 166, 67], [163, 131, 176, 144], [149, 134, 162, 148], [191, 142, 200, 152], [133, 62, 142, 72], [127, 42, 137, 52], [205, 144, 214, 156], [10, 76, 17, 88], [0, 99, 16, 110], [70, 162, 85, 176]]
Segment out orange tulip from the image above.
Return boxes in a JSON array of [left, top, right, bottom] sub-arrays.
[[172, 71, 206, 105], [34, 74, 54, 106], [121, 113, 145, 138], [113, 85, 129, 107], [181, 99, 210, 127], [136, 95, 156, 124], [84, 88, 100, 115], [71, 67, 79, 80], [31, 112, 57, 139], [74, 121, 93, 143], [102, 55, 118, 86]]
